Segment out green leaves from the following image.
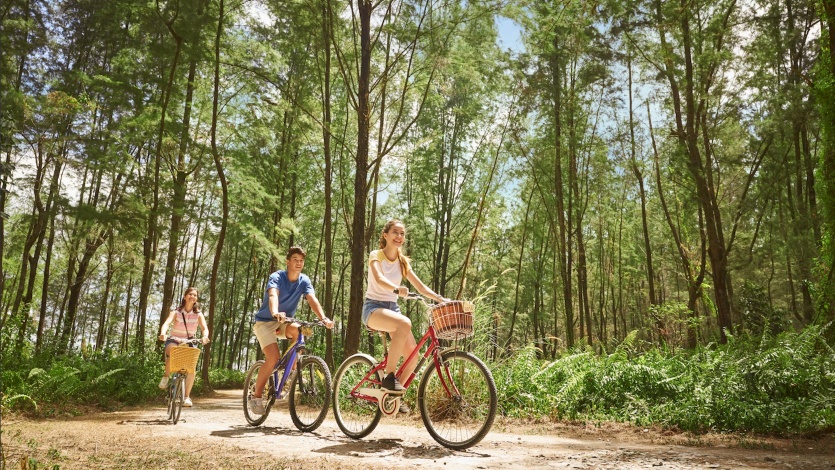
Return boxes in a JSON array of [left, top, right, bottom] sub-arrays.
[[490, 326, 835, 433]]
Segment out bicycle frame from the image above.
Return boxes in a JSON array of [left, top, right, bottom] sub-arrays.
[[270, 322, 312, 393], [352, 302, 460, 405], [334, 293, 495, 449]]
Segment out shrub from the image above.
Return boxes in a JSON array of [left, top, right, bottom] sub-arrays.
[[489, 325, 835, 434]]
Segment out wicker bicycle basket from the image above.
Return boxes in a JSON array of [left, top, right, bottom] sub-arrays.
[[168, 344, 201, 374], [429, 300, 475, 340]]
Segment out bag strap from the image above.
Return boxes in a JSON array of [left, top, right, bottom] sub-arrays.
[[180, 309, 192, 339]]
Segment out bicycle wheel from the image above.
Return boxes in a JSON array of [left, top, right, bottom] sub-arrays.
[[418, 350, 497, 450], [171, 375, 185, 424], [166, 378, 176, 420], [289, 355, 332, 432], [332, 353, 382, 439], [243, 360, 277, 426]]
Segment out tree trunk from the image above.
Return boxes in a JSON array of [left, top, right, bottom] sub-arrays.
[[506, 189, 533, 346], [648, 102, 706, 348], [121, 275, 133, 353], [322, 0, 335, 368], [59, 234, 108, 353], [549, 37, 574, 348], [35, 210, 57, 352], [820, 0, 835, 320], [206, 0, 228, 389], [162, 54, 199, 320], [656, 0, 736, 342], [138, 5, 184, 352], [345, 0, 373, 356], [95, 239, 116, 351], [457, 118, 507, 298]]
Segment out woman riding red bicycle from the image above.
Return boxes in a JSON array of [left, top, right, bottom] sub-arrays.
[[362, 219, 448, 401]]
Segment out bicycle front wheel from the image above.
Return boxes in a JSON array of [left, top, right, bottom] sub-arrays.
[[243, 360, 276, 426], [418, 350, 497, 450], [171, 375, 185, 424], [289, 355, 332, 432], [332, 353, 382, 439], [166, 380, 176, 420]]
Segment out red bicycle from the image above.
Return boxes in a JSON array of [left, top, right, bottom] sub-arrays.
[[332, 293, 497, 450]]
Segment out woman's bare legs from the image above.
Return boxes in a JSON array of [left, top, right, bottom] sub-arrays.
[[367, 308, 418, 382], [185, 372, 196, 397], [163, 343, 175, 378]]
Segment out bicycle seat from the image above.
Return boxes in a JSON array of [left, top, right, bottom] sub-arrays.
[[365, 326, 387, 336]]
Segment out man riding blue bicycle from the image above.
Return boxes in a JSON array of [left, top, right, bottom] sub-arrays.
[[249, 246, 334, 415]]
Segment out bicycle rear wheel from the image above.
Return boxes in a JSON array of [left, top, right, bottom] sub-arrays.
[[243, 360, 276, 426], [171, 375, 185, 424], [418, 350, 497, 450], [332, 353, 382, 439], [289, 355, 332, 432]]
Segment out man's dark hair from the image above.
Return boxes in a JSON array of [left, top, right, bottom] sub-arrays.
[[286, 245, 306, 260]]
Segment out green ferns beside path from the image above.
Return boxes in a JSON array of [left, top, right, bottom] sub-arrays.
[[492, 325, 835, 434]]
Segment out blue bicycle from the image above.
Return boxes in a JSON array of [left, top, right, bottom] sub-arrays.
[[243, 319, 331, 431]]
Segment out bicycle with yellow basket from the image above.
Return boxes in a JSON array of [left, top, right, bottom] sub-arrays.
[[165, 338, 203, 424]]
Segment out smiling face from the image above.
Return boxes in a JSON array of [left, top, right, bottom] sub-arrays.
[[182, 288, 198, 309], [383, 222, 406, 249]]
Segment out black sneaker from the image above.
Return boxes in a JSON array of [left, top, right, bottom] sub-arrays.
[[381, 372, 405, 393]]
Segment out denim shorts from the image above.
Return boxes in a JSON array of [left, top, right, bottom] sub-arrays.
[[362, 298, 400, 325], [165, 338, 197, 350]]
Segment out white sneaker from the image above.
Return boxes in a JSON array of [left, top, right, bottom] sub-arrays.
[[183, 397, 193, 407], [158, 376, 169, 390], [249, 397, 265, 414]]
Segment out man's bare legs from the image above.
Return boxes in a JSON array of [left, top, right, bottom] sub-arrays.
[[254, 343, 280, 398]]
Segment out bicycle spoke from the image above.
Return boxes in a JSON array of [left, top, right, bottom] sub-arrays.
[[172, 376, 184, 424], [243, 361, 275, 426], [418, 351, 497, 450], [333, 354, 382, 439], [289, 355, 331, 432]]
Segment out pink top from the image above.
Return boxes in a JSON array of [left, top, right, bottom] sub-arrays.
[[170, 308, 201, 339]]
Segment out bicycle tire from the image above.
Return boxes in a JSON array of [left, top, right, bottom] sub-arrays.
[[166, 377, 176, 420], [171, 375, 185, 424], [289, 355, 332, 432], [417, 350, 497, 450], [332, 353, 382, 439], [243, 360, 277, 426]]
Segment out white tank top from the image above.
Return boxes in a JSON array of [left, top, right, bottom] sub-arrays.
[[365, 249, 410, 302]]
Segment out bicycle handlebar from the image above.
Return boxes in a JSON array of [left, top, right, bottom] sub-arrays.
[[392, 289, 439, 303], [277, 318, 328, 328], [164, 337, 205, 346]]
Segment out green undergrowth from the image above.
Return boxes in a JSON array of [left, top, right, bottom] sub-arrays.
[[0, 347, 244, 417], [3, 326, 834, 435], [490, 324, 835, 434]]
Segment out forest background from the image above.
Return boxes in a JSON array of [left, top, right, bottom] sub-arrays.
[[2, 0, 835, 437]]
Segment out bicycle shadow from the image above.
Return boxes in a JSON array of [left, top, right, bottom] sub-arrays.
[[210, 425, 309, 439], [313, 437, 490, 460], [117, 419, 179, 426]]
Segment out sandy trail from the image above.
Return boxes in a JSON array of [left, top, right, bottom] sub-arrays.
[[3, 389, 834, 469]]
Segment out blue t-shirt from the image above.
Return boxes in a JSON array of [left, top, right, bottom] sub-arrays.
[[254, 271, 315, 322]]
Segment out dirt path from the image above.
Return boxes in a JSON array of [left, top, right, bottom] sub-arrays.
[[3, 389, 834, 469]]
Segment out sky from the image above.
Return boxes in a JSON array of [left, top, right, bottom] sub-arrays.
[[496, 15, 524, 53]]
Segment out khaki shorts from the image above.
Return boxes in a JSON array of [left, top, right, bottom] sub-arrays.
[[253, 320, 290, 349]]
